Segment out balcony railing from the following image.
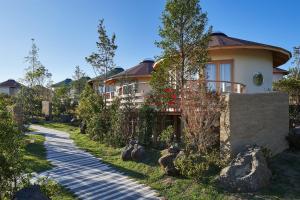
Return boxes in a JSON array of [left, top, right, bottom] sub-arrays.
[[104, 80, 246, 106], [205, 80, 246, 94]]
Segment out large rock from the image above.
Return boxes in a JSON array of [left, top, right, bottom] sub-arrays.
[[158, 146, 181, 176], [121, 140, 137, 161], [13, 185, 49, 200], [131, 144, 145, 162], [121, 145, 134, 161], [219, 145, 272, 192]]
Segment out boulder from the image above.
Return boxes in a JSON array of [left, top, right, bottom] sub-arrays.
[[158, 145, 181, 176], [121, 145, 134, 161], [131, 144, 145, 162], [13, 185, 49, 200], [159, 153, 179, 176], [219, 145, 272, 192]]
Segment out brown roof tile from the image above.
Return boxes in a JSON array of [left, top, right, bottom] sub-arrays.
[[110, 59, 154, 79], [208, 32, 291, 67], [0, 79, 21, 88]]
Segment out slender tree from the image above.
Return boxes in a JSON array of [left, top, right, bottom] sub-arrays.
[[72, 65, 87, 100], [24, 39, 52, 87], [288, 46, 300, 79], [86, 19, 117, 105], [156, 0, 212, 96], [18, 39, 52, 120]]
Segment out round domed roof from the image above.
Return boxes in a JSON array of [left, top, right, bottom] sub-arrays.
[[209, 33, 291, 67]]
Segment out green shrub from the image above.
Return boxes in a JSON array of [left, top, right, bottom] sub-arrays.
[[37, 177, 74, 199], [76, 84, 105, 124], [0, 96, 25, 199], [138, 105, 156, 146], [158, 125, 174, 147], [86, 110, 110, 142], [174, 150, 223, 181], [105, 98, 127, 147]]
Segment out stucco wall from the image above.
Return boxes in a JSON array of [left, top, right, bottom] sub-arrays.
[[210, 49, 274, 93], [220, 92, 289, 157]]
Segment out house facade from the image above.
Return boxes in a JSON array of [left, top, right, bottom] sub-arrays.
[[102, 32, 291, 105], [88, 67, 124, 95], [0, 79, 21, 96], [104, 60, 153, 105]]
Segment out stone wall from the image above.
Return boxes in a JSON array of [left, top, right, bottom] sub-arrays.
[[220, 92, 289, 157], [42, 101, 52, 117]]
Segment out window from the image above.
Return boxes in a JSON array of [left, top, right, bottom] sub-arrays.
[[98, 85, 104, 94], [122, 82, 138, 95], [206, 63, 217, 91], [205, 60, 233, 92]]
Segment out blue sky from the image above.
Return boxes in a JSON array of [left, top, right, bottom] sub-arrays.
[[0, 0, 299, 83]]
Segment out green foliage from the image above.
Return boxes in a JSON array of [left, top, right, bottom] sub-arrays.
[[273, 78, 300, 95], [77, 85, 114, 143], [76, 84, 105, 123], [36, 177, 75, 200], [86, 19, 117, 104], [16, 86, 42, 121], [174, 150, 223, 181], [158, 125, 174, 147], [288, 46, 300, 79], [149, 60, 175, 111], [0, 96, 24, 199], [52, 86, 75, 117], [156, 0, 211, 90], [24, 39, 52, 87], [273, 47, 300, 126], [138, 105, 156, 146], [86, 109, 111, 141], [72, 66, 87, 101], [23, 134, 53, 173], [105, 98, 127, 147]]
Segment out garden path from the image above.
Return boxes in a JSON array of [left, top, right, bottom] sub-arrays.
[[31, 125, 160, 200]]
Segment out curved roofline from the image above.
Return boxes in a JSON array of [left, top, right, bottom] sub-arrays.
[[209, 45, 291, 67], [105, 75, 151, 84], [154, 45, 291, 69]]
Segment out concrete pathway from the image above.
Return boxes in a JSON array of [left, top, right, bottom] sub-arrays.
[[31, 125, 160, 200]]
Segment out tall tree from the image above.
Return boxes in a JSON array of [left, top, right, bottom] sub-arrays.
[[288, 46, 300, 79], [18, 39, 52, 120], [156, 0, 212, 94], [24, 39, 52, 87], [86, 19, 117, 105], [72, 65, 87, 100]]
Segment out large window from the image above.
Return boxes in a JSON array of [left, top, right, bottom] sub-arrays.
[[206, 60, 233, 92], [206, 63, 217, 91], [122, 82, 138, 95]]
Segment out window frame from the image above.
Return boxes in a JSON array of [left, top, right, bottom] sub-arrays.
[[206, 59, 234, 92]]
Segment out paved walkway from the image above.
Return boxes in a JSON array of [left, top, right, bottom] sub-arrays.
[[31, 125, 160, 200]]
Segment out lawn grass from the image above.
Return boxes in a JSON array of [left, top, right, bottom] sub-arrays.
[[22, 131, 76, 200], [23, 133, 53, 173], [39, 122, 300, 200]]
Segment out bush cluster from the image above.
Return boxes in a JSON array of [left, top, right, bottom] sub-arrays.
[[174, 150, 224, 181], [0, 96, 25, 199], [77, 85, 157, 147]]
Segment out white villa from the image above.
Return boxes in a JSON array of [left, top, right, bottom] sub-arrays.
[[89, 32, 291, 105]]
